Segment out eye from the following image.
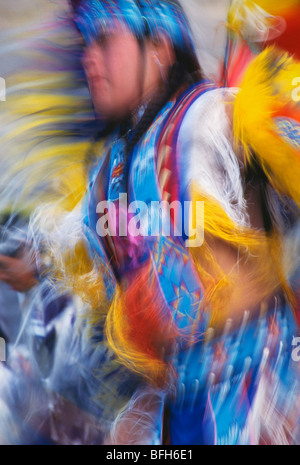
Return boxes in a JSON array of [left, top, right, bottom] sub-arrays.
[[81, 47, 89, 67], [96, 32, 109, 48], [96, 28, 115, 50]]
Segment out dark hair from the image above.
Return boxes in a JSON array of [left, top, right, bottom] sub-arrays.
[[125, 61, 203, 158], [79, 0, 204, 166], [124, 36, 203, 159]]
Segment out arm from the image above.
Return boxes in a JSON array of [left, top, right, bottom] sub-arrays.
[[177, 88, 284, 329], [0, 248, 38, 293]]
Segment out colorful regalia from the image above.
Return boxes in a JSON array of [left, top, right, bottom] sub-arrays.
[[82, 79, 300, 444]]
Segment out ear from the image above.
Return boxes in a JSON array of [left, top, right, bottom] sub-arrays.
[[152, 32, 176, 68]]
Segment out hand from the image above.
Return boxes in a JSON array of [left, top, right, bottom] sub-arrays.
[[0, 249, 38, 292]]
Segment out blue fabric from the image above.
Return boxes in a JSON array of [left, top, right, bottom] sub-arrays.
[[167, 299, 300, 444]]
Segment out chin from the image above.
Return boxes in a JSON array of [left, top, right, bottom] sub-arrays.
[[95, 105, 129, 123]]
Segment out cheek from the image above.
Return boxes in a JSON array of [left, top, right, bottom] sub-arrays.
[[110, 47, 141, 103]]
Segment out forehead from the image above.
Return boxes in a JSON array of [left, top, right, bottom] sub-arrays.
[[83, 23, 141, 57]]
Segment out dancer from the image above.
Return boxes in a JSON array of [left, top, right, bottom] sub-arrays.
[[68, 0, 300, 444]]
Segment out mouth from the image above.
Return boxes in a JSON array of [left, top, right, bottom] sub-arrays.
[[87, 75, 107, 86]]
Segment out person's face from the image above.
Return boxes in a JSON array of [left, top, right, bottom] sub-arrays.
[[82, 24, 147, 121]]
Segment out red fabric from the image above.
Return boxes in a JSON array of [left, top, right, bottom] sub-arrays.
[[267, 7, 300, 60]]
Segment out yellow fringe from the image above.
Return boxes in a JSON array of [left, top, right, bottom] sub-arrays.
[[49, 238, 110, 312], [188, 185, 293, 327], [105, 285, 170, 388], [0, 66, 97, 215]]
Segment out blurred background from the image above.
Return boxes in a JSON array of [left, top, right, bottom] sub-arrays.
[[0, 0, 229, 79], [0, 0, 229, 343]]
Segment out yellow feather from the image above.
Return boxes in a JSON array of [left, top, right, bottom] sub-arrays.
[[188, 184, 294, 326], [233, 47, 300, 205]]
